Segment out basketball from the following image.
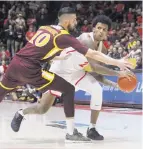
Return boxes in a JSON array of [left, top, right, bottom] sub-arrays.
[[118, 75, 137, 93]]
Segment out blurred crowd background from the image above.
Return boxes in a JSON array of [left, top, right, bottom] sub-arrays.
[[0, 1, 142, 102]]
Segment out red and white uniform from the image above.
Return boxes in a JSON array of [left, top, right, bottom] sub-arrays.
[[50, 32, 103, 110]]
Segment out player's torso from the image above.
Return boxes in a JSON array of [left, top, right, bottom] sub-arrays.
[[16, 26, 68, 65], [50, 47, 89, 83], [50, 47, 88, 73], [50, 32, 106, 74]]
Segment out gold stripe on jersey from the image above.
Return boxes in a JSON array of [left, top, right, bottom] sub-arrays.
[[40, 26, 58, 36], [83, 63, 93, 72], [0, 82, 15, 90], [36, 70, 55, 90], [42, 30, 69, 60]]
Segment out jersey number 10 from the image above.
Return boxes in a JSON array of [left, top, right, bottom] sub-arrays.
[[29, 30, 50, 47]]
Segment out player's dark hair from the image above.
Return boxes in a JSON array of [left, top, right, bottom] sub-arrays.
[[92, 15, 112, 30], [58, 7, 76, 17]]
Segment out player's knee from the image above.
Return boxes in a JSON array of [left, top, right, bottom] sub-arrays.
[[90, 83, 103, 111], [93, 82, 102, 93]]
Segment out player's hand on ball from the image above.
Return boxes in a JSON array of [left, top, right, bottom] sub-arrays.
[[118, 70, 135, 81]]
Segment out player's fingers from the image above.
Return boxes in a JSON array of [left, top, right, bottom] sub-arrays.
[[125, 75, 131, 81], [124, 66, 130, 71], [127, 71, 135, 77], [125, 61, 134, 69]]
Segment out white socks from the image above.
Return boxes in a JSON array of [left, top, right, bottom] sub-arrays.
[[18, 109, 25, 116], [66, 118, 74, 135], [89, 123, 96, 129]]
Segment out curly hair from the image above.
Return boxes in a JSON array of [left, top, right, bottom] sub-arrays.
[[92, 15, 112, 31]]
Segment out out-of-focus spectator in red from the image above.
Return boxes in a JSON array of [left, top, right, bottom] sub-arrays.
[[25, 26, 36, 41], [26, 13, 37, 31], [81, 20, 89, 33], [0, 47, 11, 64], [127, 8, 135, 22]]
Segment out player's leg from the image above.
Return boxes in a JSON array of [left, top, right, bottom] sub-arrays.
[[20, 74, 73, 117], [75, 73, 103, 140], [23, 91, 56, 115], [11, 72, 90, 142]]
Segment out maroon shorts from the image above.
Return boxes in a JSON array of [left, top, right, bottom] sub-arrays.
[[1, 56, 72, 93]]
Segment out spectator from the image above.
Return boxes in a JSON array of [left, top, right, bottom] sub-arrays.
[[135, 56, 142, 69], [25, 26, 36, 41], [15, 13, 26, 30], [14, 26, 25, 53], [5, 24, 15, 57], [81, 20, 89, 33]]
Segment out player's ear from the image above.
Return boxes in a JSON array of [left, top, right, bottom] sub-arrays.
[[92, 27, 96, 32]]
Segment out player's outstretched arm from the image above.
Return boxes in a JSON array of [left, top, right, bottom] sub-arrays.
[[85, 48, 134, 71], [88, 58, 134, 78], [88, 58, 119, 76], [56, 35, 133, 70], [93, 74, 118, 88]]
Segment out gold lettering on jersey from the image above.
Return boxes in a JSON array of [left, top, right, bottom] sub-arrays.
[[29, 30, 50, 47], [40, 26, 58, 36], [42, 30, 69, 60]]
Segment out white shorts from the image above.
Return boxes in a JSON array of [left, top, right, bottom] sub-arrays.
[[50, 70, 103, 110]]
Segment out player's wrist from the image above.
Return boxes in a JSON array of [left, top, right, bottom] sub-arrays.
[[114, 71, 120, 77]]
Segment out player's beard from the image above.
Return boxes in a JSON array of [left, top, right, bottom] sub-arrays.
[[68, 24, 76, 32]]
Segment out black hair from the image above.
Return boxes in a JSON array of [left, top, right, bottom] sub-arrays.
[[58, 7, 76, 17], [92, 15, 112, 31]]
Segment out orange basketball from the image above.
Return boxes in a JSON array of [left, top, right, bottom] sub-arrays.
[[117, 75, 137, 93]]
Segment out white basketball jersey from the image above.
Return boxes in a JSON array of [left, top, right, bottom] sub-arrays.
[[50, 47, 88, 74], [50, 32, 103, 75]]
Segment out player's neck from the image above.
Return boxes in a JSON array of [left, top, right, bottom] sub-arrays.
[[58, 23, 68, 31], [93, 40, 100, 48]]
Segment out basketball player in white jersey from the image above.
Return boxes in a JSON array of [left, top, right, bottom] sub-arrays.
[[48, 31, 132, 140], [12, 15, 133, 141]]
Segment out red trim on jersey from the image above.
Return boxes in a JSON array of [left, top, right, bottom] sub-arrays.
[[79, 62, 88, 68], [75, 72, 87, 86], [66, 50, 76, 54]]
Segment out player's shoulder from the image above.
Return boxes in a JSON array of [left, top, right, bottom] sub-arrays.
[[77, 32, 93, 41], [38, 25, 60, 35], [79, 32, 92, 38]]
